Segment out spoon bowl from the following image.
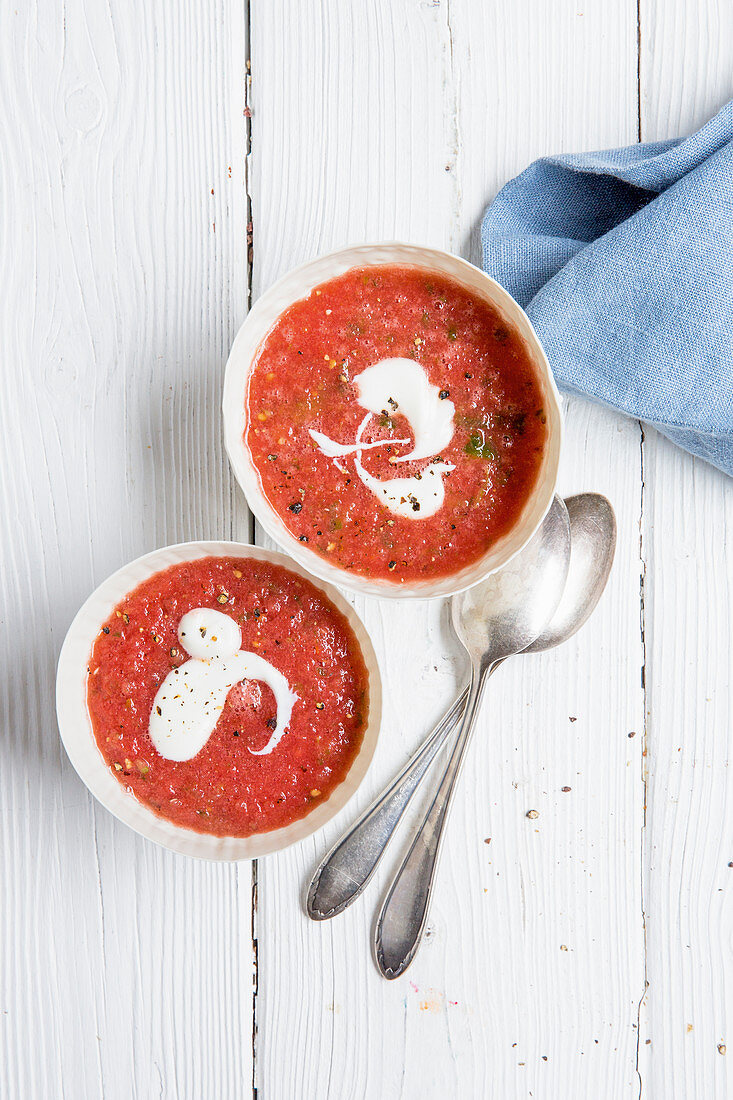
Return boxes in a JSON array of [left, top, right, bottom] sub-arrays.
[[451, 495, 571, 662], [526, 493, 616, 653]]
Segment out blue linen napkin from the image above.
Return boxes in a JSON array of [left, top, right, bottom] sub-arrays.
[[481, 100, 733, 476]]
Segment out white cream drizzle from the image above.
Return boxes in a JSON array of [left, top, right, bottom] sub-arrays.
[[354, 358, 455, 461], [307, 428, 410, 459], [308, 357, 456, 519], [352, 414, 454, 519], [148, 608, 298, 761]]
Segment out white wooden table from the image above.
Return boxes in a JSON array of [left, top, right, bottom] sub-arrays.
[[2, 2, 732, 1097]]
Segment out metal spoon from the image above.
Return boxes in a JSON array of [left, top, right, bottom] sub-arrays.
[[307, 494, 615, 927], [372, 496, 571, 977]]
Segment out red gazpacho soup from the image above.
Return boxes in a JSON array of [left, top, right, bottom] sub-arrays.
[[246, 264, 549, 583], [86, 556, 369, 837]]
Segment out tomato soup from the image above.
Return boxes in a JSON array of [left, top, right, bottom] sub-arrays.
[[86, 556, 369, 837], [246, 264, 548, 583]]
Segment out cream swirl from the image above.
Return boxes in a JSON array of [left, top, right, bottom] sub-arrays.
[[148, 608, 298, 760], [308, 358, 455, 518]]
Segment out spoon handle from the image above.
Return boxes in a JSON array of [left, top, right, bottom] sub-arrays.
[[307, 689, 469, 920], [374, 657, 494, 979]]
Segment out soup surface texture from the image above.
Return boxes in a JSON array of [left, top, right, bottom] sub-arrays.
[[87, 556, 369, 837], [246, 264, 549, 583]]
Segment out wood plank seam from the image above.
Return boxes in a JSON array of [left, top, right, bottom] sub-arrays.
[[636, 0, 643, 143], [636, 423, 650, 1097], [252, 860, 260, 1100], [245, 5, 260, 1099], [636, 10, 648, 1090]]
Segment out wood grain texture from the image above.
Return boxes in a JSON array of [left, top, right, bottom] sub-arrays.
[[0, 2, 253, 1097], [638, 4, 733, 1095], [3, 0, 731, 1096], [249, 2, 646, 1096]]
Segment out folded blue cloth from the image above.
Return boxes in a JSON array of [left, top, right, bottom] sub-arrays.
[[481, 101, 733, 476]]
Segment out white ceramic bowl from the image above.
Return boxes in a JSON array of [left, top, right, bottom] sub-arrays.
[[56, 541, 382, 860], [223, 242, 563, 599]]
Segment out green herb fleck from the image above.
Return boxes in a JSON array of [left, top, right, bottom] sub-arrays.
[[465, 430, 497, 460]]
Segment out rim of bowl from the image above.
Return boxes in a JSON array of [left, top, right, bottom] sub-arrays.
[[56, 540, 382, 860], [223, 241, 563, 600]]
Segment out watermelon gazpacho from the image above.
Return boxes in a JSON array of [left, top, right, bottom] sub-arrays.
[[86, 556, 370, 837], [246, 264, 549, 584]]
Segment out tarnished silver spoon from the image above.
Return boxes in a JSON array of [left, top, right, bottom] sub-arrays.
[[307, 494, 616, 928], [373, 496, 572, 977]]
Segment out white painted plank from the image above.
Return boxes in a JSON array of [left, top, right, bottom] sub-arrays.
[[0, 3, 253, 1097], [249, 2, 645, 1096], [639, 3, 733, 1095]]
